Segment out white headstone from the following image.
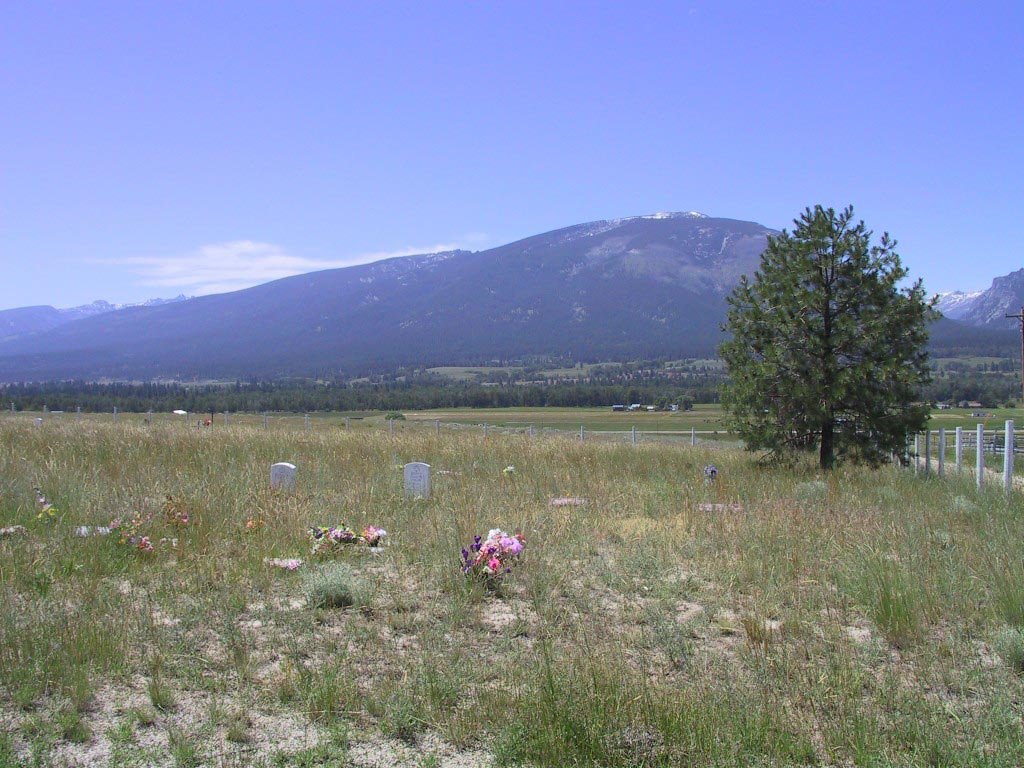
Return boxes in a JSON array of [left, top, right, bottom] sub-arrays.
[[34, 417, 43, 427], [404, 462, 431, 499], [270, 462, 297, 491]]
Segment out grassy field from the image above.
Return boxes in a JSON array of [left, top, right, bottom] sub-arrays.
[[2, 418, 1024, 766], [403, 405, 730, 433]]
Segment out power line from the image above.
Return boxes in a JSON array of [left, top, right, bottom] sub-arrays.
[[1007, 305, 1024, 408]]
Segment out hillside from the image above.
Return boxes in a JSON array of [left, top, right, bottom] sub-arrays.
[[0, 214, 773, 381]]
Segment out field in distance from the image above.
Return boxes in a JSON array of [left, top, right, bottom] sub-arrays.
[[403, 404, 729, 432]]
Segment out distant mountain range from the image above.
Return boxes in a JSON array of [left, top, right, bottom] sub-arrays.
[[936, 269, 1024, 328], [0, 214, 1017, 382], [0, 296, 189, 342]]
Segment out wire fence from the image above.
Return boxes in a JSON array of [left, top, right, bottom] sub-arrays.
[[12, 407, 1018, 492]]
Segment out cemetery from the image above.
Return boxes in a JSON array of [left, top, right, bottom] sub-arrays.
[[1, 414, 1024, 766]]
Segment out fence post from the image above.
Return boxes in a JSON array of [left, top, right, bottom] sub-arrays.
[[977, 423, 984, 490], [529, 424, 535, 438], [1004, 420, 1014, 494], [914, 434, 920, 473], [483, 423, 488, 438], [924, 430, 931, 476], [579, 425, 585, 441], [691, 427, 696, 446], [938, 428, 945, 477], [306, 414, 312, 431], [435, 419, 440, 435], [631, 426, 637, 446], [76, 406, 82, 420], [345, 417, 350, 429], [263, 413, 269, 429], [113, 406, 118, 421], [955, 427, 963, 473]]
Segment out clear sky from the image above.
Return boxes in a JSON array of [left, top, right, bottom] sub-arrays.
[[2, 1, 1021, 311]]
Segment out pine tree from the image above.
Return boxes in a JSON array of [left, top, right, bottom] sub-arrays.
[[720, 205, 934, 469]]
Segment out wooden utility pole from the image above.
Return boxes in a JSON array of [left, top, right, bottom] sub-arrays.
[[1008, 305, 1024, 407]]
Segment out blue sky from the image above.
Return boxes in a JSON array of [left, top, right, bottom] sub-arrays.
[[2, 1, 1021, 310]]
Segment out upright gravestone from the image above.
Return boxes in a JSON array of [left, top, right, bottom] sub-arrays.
[[404, 462, 431, 499], [270, 462, 297, 491], [34, 417, 43, 427]]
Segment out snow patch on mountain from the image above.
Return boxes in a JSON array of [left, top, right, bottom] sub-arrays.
[[59, 295, 190, 320], [935, 290, 983, 320]]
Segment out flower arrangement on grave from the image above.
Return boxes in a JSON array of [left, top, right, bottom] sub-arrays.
[[361, 525, 387, 547], [703, 465, 718, 482], [265, 557, 303, 571], [461, 528, 525, 580], [162, 495, 190, 526], [109, 512, 157, 553], [34, 487, 59, 522], [309, 524, 387, 555], [244, 516, 265, 532]]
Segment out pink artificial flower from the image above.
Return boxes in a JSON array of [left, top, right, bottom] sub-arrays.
[[488, 557, 501, 572]]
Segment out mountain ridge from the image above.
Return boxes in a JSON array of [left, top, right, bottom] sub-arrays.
[[0, 213, 1015, 382], [0, 214, 772, 380]]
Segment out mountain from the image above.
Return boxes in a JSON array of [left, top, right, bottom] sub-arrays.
[[957, 269, 1024, 328], [0, 296, 189, 342], [0, 213, 774, 381], [934, 290, 984, 321]]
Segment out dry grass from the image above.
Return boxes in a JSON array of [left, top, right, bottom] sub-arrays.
[[1, 417, 1023, 766]]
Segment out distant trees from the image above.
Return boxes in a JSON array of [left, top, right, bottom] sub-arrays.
[[720, 205, 934, 469], [0, 378, 719, 414]]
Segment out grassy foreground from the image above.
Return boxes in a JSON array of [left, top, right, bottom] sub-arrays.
[[2, 420, 1024, 766]]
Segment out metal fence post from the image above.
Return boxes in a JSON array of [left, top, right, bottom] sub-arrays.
[[1004, 420, 1015, 494], [938, 428, 945, 477], [977, 423, 984, 489]]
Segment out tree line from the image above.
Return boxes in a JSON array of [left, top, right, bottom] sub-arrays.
[[0, 379, 715, 414]]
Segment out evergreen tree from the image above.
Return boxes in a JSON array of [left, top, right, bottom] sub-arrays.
[[719, 205, 934, 469]]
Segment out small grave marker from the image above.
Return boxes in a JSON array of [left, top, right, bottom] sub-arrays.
[[270, 462, 297, 491], [34, 417, 43, 427], [703, 465, 718, 483], [404, 462, 431, 499]]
